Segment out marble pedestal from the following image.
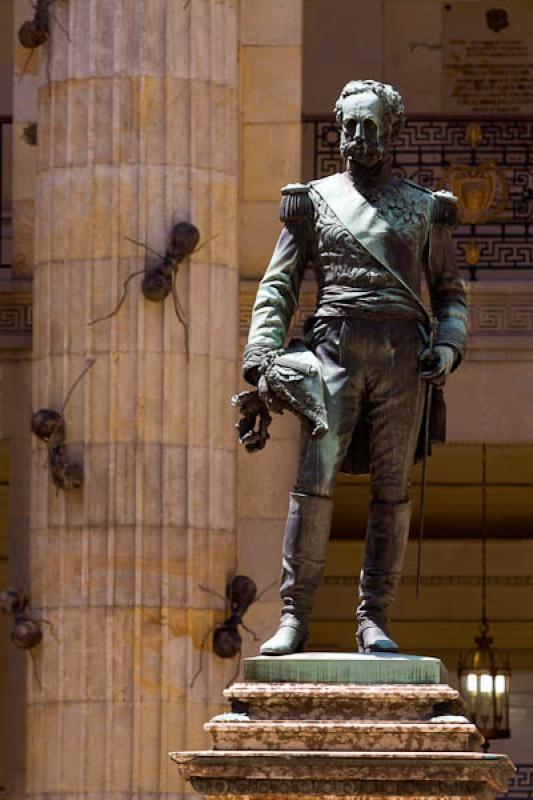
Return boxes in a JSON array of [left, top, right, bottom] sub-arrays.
[[170, 653, 515, 800]]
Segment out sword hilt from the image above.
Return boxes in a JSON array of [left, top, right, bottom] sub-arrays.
[[429, 316, 438, 350]]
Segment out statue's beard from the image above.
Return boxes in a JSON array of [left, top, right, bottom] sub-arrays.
[[341, 139, 386, 167]]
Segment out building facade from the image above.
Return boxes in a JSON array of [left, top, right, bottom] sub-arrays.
[[0, 0, 532, 797]]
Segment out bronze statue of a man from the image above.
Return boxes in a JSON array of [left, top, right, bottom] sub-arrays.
[[241, 80, 468, 655]]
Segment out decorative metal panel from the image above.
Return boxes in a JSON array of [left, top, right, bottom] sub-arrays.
[[304, 115, 533, 279], [500, 764, 533, 800]]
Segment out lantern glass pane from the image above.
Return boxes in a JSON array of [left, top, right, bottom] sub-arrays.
[[457, 633, 511, 740]]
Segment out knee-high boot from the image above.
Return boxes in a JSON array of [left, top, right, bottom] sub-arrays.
[[260, 492, 333, 656], [356, 500, 411, 653]]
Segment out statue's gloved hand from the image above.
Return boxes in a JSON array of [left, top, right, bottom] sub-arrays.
[[257, 374, 276, 407], [419, 345, 455, 383], [231, 390, 278, 452], [242, 344, 282, 387]]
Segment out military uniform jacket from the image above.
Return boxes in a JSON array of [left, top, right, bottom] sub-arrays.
[[243, 169, 468, 474]]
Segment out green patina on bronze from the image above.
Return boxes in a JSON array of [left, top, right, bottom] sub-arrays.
[[244, 652, 444, 684], [236, 79, 469, 658]]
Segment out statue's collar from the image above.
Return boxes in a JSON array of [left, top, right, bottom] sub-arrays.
[[345, 156, 393, 199]]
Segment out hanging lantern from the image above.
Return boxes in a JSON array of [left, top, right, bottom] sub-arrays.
[[458, 445, 511, 744], [458, 622, 511, 741]]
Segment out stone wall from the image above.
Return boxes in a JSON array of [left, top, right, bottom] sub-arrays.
[[303, 0, 506, 115], [237, 0, 304, 655], [239, 0, 303, 279]]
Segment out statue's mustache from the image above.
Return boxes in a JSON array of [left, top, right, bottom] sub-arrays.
[[342, 139, 380, 156]]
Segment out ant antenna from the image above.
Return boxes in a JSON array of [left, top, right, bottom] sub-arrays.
[[62, 359, 96, 412]]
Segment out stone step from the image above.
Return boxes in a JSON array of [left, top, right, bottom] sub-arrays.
[[204, 718, 483, 753], [224, 681, 465, 721], [171, 750, 515, 799], [173, 657, 514, 800]]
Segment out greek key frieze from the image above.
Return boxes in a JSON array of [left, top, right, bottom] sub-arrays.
[[469, 301, 533, 334], [507, 764, 533, 797], [0, 303, 32, 334], [240, 286, 533, 338]]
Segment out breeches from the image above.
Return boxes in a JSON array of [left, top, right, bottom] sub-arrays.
[[294, 317, 426, 504]]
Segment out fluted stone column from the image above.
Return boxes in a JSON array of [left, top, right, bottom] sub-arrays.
[[29, 1, 238, 797]]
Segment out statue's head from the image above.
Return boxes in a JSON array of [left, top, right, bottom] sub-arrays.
[[335, 80, 405, 167]]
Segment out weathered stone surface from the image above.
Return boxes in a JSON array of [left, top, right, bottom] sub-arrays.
[[187, 777, 493, 798], [172, 750, 515, 794], [172, 676, 515, 800], [239, 0, 303, 280], [244, 652, 444, 685], [205, 719, 483, 753], [28, 1, 240, 798], [224, 681, 463, 721]]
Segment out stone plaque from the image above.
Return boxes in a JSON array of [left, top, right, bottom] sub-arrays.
[[443, 1, 533, 114]]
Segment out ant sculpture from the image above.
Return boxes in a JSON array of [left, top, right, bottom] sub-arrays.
[[31, 359, 95, 491], [0, 588, 58, 689], [18, 0, 53, 49], [0, 588, 46, 650], [190, 574, 275, 689], [89, 222, 204, 361], [18, 0, 70, 82]]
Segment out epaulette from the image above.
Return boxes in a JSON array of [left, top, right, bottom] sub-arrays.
[[431, 188, 459, 227], [279, 183, 313, 223]]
